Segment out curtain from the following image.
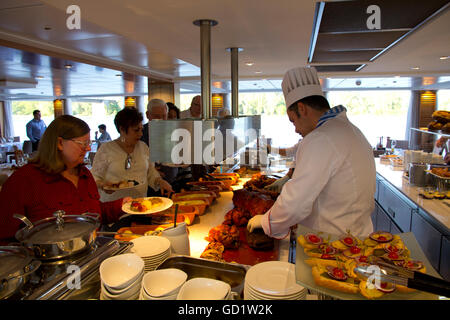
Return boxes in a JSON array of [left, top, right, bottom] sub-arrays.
[[405, 91, 420, 149], [1, 100, 14, 138]]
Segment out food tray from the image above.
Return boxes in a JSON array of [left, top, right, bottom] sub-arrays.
[[156, 255, 248, 298], [171, 194, 214, 206], [295, 225, 441, 300], [425, 170, 450, 192]]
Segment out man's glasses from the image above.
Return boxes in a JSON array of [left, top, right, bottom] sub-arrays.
[[125, 154, 132, 170], [70, 139, 92, 149]]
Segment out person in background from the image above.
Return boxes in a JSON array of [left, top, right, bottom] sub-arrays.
[[180, 95, 202, 119], [95, 124, 112, 143], [91, 107, 173, 202], [247, 66, 376, 238], [141, 99, 185, 189], [26, 109, 47, 152], [216, 108, 230, 118], [0, 115, 128, 244], [167, 102, 180, 119], [141, 99, 168, 146]]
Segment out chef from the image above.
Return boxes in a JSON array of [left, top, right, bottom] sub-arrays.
[[247, 66, 376, 238]]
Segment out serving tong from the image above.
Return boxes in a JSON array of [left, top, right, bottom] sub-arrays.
[[354, 258, 450, 297]]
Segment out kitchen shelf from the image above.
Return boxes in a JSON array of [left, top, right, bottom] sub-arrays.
[[410, 127, 450, 138]]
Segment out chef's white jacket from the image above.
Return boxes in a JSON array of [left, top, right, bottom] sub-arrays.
[[261, 112, 376, 238]]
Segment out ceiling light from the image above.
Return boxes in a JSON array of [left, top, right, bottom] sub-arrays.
[[64, 64, 73, 69], [255, 71, 262, 74], [440, 56, 450, 60], [245, 62, 254, 66], [36, 76, 44, 79], [410, 67, 420, 70]]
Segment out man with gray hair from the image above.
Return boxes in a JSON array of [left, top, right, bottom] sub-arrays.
[[141, 98, 168, 145]]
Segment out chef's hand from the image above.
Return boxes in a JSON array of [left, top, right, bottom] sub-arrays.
[[159, 178, 174, 197], [264, 175, 290, 192], [247, 215, 263, 233]]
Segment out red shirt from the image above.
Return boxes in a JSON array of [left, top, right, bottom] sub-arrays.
[[0, 164, 124, 243]]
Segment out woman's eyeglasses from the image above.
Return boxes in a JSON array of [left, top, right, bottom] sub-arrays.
[[125, 154, 132, 170], [70, 139, 92, 149]]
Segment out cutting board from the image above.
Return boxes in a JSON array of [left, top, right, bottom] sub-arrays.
[[222, 227, 279, 266]]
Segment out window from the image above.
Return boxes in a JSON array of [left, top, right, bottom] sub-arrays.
[[437, 90, 450, 110], [73, 97, 125, 141], [327, 90, 411, 147], [11, 100, 54, 142]]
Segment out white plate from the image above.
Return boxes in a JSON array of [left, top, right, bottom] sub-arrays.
[[122, 197, 173, 215], [244, 284, 306, 300], [130, 236, 171, 257], [245, 261, 304, 296]]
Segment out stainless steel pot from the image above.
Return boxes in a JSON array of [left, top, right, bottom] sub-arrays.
[[0, 246, 41, 299], [14, 211, 100, 261]]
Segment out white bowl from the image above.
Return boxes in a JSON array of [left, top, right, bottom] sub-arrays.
[[101, 279, 141, 300], [176, 278, 231, 300], [142, 268, 187, 298], [102, 270, 143, 295], [140, 288, 178, 300], [100, 253, 144, 290]]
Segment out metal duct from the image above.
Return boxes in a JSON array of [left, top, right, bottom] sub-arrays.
[[227, 47, 243, 118], [193, 19, 218, 119]]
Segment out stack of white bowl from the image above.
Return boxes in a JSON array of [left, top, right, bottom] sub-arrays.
[[244, 261, 307, 300], [139, 268, 187, 300], [130, 236, 171, 272], [177, 278, 232, 300], [99, 253, 144, 300]]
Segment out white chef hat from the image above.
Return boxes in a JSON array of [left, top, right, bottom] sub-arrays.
[[282, 66, 324, 108]]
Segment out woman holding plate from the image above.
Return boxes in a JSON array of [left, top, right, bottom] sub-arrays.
[[0, 115, 128, 244], [91, 107, 173, 202]]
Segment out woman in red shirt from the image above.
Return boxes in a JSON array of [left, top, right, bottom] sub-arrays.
[[0, 115, 128, 244]]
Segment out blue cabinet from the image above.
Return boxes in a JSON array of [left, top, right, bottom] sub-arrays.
[[440, 236, 450, 281], [411, 210, 442, 273], [377, 181, 413, 232]]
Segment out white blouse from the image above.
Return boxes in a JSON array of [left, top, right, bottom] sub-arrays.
[[91, 140, 161, 202]]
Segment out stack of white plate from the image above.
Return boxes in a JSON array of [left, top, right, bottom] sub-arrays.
[[130, 236, 171, 272], [244, 261, 307, 300], [99, 253, 144, 300]]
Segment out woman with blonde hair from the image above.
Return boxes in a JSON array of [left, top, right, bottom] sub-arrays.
[[0, 115, 128, 244]]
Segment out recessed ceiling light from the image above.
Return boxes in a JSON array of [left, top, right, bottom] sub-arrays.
[[64, 64, 73, 69], [410, 67, 420, 70], [245, 62, 254, 66], [440, 56, 450, 60], [255, 71, 262, 74]]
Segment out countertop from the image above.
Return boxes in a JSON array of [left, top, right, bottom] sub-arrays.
[[375, 158, 450, 231]]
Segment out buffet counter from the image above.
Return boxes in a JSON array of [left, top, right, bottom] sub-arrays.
[[375, 158, 450, 231], [187, 177, 291, 262]]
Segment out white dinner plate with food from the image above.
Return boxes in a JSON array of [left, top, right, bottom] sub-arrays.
[[103, 180, 140, 191], [122, 197, 173, 215]]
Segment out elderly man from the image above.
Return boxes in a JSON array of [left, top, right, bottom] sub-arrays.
[[26, 109, 47, 152], [180, 95, 202, 119], [141, 98, 168, 145], [247, 66, 376, 238]]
